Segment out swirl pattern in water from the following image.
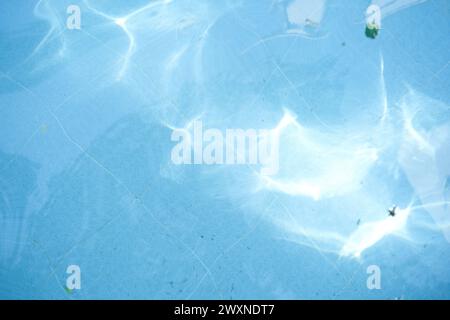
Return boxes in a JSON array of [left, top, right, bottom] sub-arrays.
[[0, 0, 449, 299]]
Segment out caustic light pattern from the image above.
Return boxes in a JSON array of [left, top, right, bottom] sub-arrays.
[[0, 0, 449, 299]]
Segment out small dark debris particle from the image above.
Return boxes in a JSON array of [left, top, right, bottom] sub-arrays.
[[388, 206, 397, 217]]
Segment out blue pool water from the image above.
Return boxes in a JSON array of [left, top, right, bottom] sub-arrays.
[[0, 0, 449, 299]]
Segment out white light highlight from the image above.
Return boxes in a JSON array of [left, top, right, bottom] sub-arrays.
[[84, 0, 172, 80], [259, 109, 379, 200], [340, 207, 412, 258]]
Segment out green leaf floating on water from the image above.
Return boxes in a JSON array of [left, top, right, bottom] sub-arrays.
[[365, 23, 380, 39], [64, 286, 74, 294]]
